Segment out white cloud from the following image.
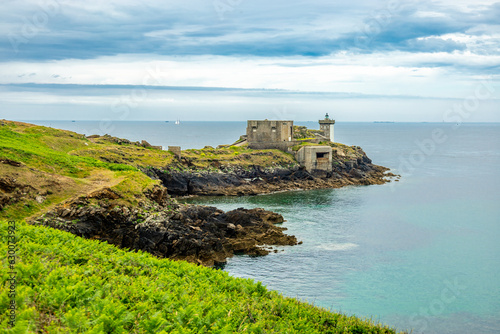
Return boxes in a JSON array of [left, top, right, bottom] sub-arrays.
[[1, 51, 498, 99], [413, 11, 448, 18], [1, 0, 498, 121]]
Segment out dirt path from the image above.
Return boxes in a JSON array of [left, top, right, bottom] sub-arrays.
[[24, 169, 126, 221]]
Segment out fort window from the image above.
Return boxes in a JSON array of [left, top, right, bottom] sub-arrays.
[[316, 152, 328, 159], [271, 127, 276, 132], [252, 126, 257, 132]]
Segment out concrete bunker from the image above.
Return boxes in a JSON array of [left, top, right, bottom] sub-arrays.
[[296, 145, 333, 172]]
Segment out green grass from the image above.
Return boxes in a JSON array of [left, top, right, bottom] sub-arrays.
[[291, 141, 324, 151], [69, 144, 176, 169], [0, 123, 135, 178], [0, 220, 400, 333], [182, 146, 298, 170]]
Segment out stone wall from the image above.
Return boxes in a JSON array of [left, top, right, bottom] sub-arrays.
[[168, 146, 181, 159]]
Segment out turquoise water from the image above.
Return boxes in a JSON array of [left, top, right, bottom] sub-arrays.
[[31, 121, 500, 333]]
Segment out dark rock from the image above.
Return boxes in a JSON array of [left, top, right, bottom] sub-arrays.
[[0, 158, 22, 167], [350, 168, 366, 179], [362, 155, 372, 164], [32, 200, 297, 267], [0, 176, 39, 210], [146, 150, 390, 197], [145, 184, 171, 206], [87, 188, 120, 200], [0, 193, 11, 210], [0, 177, 18, 192], [344, 161, 356, 170]]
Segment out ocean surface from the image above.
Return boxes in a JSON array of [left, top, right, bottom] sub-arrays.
[[29, 120, 500, 333]]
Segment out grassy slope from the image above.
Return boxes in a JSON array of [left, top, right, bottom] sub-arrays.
[[0, 121, 158, 220], [0, 121, 401, 333], [0, 121, 298, 220]]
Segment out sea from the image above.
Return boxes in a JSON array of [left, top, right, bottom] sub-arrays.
[[29, 120, 500, 334]]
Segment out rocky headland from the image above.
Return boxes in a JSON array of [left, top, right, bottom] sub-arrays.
[[33, 186, 297, 267], [146, 149, 392, 197], [1, 120, 395, 267]]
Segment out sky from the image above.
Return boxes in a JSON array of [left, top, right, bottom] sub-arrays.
[[0, 0, 499, 122]]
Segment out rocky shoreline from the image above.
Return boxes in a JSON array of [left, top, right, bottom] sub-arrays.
[[33, 186, 297, 267], [145, 153, 394, 197]]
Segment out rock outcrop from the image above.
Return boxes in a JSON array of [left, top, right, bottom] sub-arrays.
[[86, 134, 162, 150], [145, 153, 394, 197], [33, 188, 297, 267], [0, 159, 41, 210]]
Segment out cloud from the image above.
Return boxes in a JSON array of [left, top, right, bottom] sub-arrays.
[[1, 50, 498, 100], [404, 37, 467, 53], [0, 0, 498, 122], [332, 2, 492, 54], [1, 0, 499, 61], [1, 82, 498, 123]]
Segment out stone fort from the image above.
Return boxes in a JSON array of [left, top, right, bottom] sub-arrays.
[[245, 114, 335, 172]]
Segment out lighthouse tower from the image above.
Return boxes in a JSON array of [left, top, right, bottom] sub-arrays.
[[319, 113, 335, 142]]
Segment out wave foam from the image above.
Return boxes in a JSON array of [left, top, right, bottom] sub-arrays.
[[317, 243, 359, 251]]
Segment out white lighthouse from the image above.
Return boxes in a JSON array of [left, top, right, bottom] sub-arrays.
[[318, 113, 335, 142]]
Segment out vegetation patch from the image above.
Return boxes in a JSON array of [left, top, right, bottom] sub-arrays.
[[181, 146, 298, 171], [293, 126, 323, 140]]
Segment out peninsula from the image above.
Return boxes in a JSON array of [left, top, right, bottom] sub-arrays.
[[152, 115, 394, 197], [1, 119, 394, 266]]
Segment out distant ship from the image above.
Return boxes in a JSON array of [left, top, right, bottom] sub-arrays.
[[175, 119, 180, 125], [374, 121, 395, 123]]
